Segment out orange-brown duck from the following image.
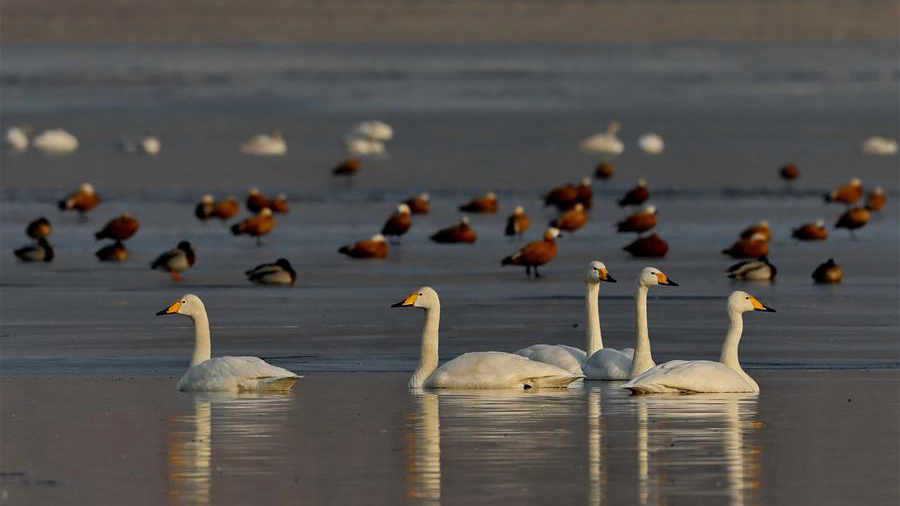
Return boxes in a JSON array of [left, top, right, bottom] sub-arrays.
[[339, 234, 388, 259], [824, 178, 862, 205], [404, 193, 431, 214], [95, 213, 139, 241], [459, 192, 498, 213], [58, 183, 100, 216], [722, 233, 769, 259], [430, 217, 477, 244], [505, 206, 530, 236], [381, 204, 412, 240], [618, 178, 650, 207], [792, 220, 828, 241], [501, 227, 560, 277], [26, 217, 52, 239], [231, 208, 275, 245], [617, 205, 657, 234], [623, 233, 668, 258], [551, 203, 589, 232], [812, 258, 843, 284]]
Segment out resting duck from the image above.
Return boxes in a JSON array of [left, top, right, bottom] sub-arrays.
[[865, 187, 886, 212], [792, 220, 828, 241], [26, 217, 52, 239], [270, 194, 290, 214], [544, 182, 579, 210], [618, 178, 650, 207], [812, 258, 843, 284], [779, 163, 799, 181], [575, 178, 593, 208], [501, 227, 560, 277], [726, 256, 776, 281], [381, 204, 412, 240], [14, 238, 54, 262], [617, 205, 656, 234], [505, 206, 530, 236], [594, 161, 614, 180], [332, 158, 361, 176], [339, 234, 388, 259], [96, 241, 128, 262], [231, 208, 275, 245], [404, 193, 430, 214], [623, 233, 668, 258], [722, 233, 769, 259], [551, 203, 589, 232], [245, 258, 296, 285], [739, 221, 771, 241], [824, 178, 863, 205], [58, 183, 100, 216], [241, 130, 286, 156], [835, 206, 870, 236], [212, 196, 240, 221], [246, 188, 271, 214], [151, 241, 195, 281], [95, 213, 139, 241], [459, 192, 498, 213], [430, 217, 477, 244], [195, 195, 215, 221]]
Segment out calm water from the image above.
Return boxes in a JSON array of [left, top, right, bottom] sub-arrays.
[[1, 42, 898, 505]]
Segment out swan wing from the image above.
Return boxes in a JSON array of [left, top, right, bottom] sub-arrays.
[[178, 356, 300, 392], [425, 351, 582, 389], [623, 360, 757, 394], [583, 348, 634, 380], [514, 344, 586, 374]]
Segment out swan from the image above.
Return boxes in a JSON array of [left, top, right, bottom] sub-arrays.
[[5, 126, 30, 151], [393, 287, 583, 389], [33, 129, 78, 154], [623, 291, 774, 394], [861, 136, 897, 155], [241, 130, 286, 156], [583, 266, 678, 380], [580, 122, 624, 156], [156, 294, 300, 392], [637, 133, 664, 155], [514, 261, 619, 374], [345, 136, 386, 156], [350, 120, 394, 141]]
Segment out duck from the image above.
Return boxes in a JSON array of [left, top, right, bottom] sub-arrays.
[[26, 217, 52, 239], [241, 130, 286, 156], [515, 261, 621, 375], [430, 217, 477, 244], [623, 291, 774, 394], [824, 178, 863, 205], [270, 194, 290, 214], [33, 129, 78, 154], [580, 122, 624, 156], [459, 192, 498, 213], [392, 287, 582, 389], [594, 161, 614, 180], [812, 258, 843, 284], [551, 203, 589, 232], [792, 220, 828, 241], [246, 188, 271, 214], [5, 126, 31, 151], [637, 133, 664, 155], [381, 204, 412, 240], [726, 256, 776, 281], [575, 178, 593, 208], [404, 193, 430, 214], [861, 136, 898, 155], [544, 182, 580, 210], [212, 196, 240, 221], [624, 233, 668, 258], [722, 233, 769, 259], [95, 213, 140, 241], [58, 183, 100, 216], [618, 178, 650, 207], [779, 163, 799, 181], [245, 258, 296, 285], [230, 208, 275, 246], [13, 238, 54, 262], [834, 206, 870, 236], [95, 241, 128, 262], [339, 234, 388, 259], [156, 294, 300, 391], [332, 158, 360, 176], [505, 206, 530, 236], [501, 227, 559, 277], [617, 205, 656, 234], [151, 241, 196, 281], [194, 195, 215, 221], [865, 187, 886, 212], [739, 221, 771, 241], [585, 267, 679, 380]]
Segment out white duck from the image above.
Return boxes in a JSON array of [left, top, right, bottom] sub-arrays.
[[583, 266, 678, 380], [241, 130, 287, 156], [393, 287, 583, 389], [156, 294, 300, 392], [514, 261, 619, 375], [637, 133, 665, 155], [623, 291, 774, 394], [580, 122, 624, 156], [33, 129, 78, 154]]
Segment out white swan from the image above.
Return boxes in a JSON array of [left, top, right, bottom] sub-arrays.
[[345, 135, 386, 156], [637, 133, 665, 155], [514, 261, 619, 374], [241, 130, 287, 156], [139, 136, 161, 155], [861, 136, 897, 155], [583, 266, 678, 380], [350, 120, 394, 141], [33, 129, 78, 154], [156, 294, 300, 392], [5, 126, 30, 151], [393, 287, 583, 389], [580, 122, 624, 156], [624, 291, 775, 394]]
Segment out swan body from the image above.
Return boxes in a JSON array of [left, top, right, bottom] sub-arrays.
[[515, 344, 586, 375], [157, 294, 299, 392], [394, 287, 582, 390], [580, 122, 624, 155], [637, 133, 664, 155], [140, 136, 161, 155], [861, 136, 897, 155], [241, 131, 286, 156], [33, 129, 78, 154], [346, 136, 385, 156], [624, 291, 774, 394], [350, 120, 394, 141]]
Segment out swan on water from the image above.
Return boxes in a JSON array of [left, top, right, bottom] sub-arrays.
[[241, 130, 286, 156], [580, 122, 624, 156], [33, 129, 78, 154]]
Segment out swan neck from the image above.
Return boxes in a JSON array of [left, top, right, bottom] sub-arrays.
[[190, 308, 212, 367], [720, 309, 745, 373], [629, 284, 654, 378], [411, 304, 440, 388], [585, 282, 603, 355]]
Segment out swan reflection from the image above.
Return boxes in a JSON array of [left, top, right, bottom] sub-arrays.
[[406, 392, 441, 505]]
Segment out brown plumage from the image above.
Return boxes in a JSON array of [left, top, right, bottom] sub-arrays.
[[404, 193, 431, 214], [865, 187, 886, 212], [58, 183, 100, 215], [95, 241, 128, 262], [212, 197, 240, 221], [505, 206, 530, 236], [230, 208, 275, 245], [95, 213, 139, 241], [617, 206, 657, 233], [623, 233, 669, 258], [270, 194, 290, 214], [779, 163, 799, 181], [430, 217, 477, 244], [501, 227, 560, 277], [338, 234, 388, 259], [812, 258, 843, 284], [594, 161, 614, 180], [575, 178, 593, 209], [544, 183, 579, 210], [792, 221, 828, 241], [459, 192, 498, 213], [618, 178, 650, 207], [195, 195, 215, 221], [246, 188, 271, 214], [381, 204, 412, 239], [824, 178, 863, 205], [739, 221, 772, 241], [835, 206, 870, 233], [332, 158, 360, 176], [26, 217, 52, 239], [722, 234, 769, 259], [551, 203, 589, 232]]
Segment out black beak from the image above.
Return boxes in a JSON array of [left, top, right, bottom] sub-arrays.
[[662, 279, 679, 286], [391, 301, 407, 308], [156, 309, 168, 315], [604, 275, 617, 283], [757, 305, 776, 312]]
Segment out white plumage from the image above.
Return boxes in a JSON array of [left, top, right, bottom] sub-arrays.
[[5, 126, 29, 151], [637, 133, 665, 155], [580, 122, 624, 155], [33, 129, 78, 154], [241, 130, 287, 156]]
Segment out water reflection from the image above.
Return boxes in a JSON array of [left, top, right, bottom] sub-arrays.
[[406, 392, 441, 505], [587, 389, 606, 506], [166, 392, 294, 505]]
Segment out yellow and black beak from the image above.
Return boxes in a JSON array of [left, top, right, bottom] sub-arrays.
[[391, 293, 418, 308], [750, 296, 776, 312], [656, 272, 679, 286], [156, 301, 181, 316], [601, 270, 617, 283]]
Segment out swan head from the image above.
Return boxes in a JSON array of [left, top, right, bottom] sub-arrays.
[[156, 293, 205, 317], [640, 266, 678, 287], [729, 291, 775, 313], [392, 286, 439, 309], [587, 261, 616, 283], [396, 203, 411, 215]]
